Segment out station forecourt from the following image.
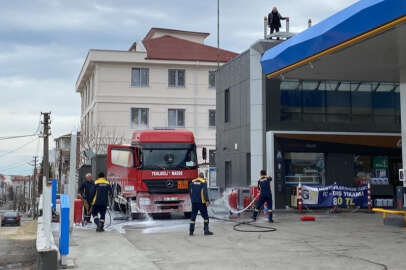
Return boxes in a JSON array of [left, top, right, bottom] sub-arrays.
[[216, 0, 406, 210]]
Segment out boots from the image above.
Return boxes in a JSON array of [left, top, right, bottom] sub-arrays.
[[100, 221, 105, 232], [252, 209, 259, 221], [94, 218, 102, 232], [189, 223, 195, 236], [268, 211, 273, 223], [204, 222, 213, 236]]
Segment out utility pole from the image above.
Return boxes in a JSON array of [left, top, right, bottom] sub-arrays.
[[31, 156, 38, 217], [23, 177, 26, 211], [217, 0, 220, 70], [58, 149, 62, 193], [41, 112, 51, 189], [41, 112, 52, 238]]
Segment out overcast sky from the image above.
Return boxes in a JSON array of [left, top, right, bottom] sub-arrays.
[[0, 0, 358, 175]]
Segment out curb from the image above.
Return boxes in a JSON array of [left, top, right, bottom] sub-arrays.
[[36, 216, 58, 270]]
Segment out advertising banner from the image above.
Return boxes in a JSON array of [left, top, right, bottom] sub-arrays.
[[302, 184, 368, 208]]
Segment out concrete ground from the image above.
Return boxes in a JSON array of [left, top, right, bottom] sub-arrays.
[[0, 218, 38, 270], [69, 211, 406, 270]]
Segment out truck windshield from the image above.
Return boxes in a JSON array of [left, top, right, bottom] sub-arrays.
[[142, 147, 197, 170]]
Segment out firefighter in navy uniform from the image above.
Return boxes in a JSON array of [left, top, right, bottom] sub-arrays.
[[90, 172, 112, 232], [189, 172, 213, 236], [78, 173, 94, 224], [252, 170, 274, 222]]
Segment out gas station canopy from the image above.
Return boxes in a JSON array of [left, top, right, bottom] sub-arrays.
[[261, 0, 406, 82]]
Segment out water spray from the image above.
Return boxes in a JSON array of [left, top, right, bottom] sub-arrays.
[[208, 188, 277, 233]]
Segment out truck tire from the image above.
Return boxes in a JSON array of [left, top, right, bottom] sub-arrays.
[[131, 213, 145, 220], [184, 212, 192, 219], [152, 213, 170, 219], [113, 201, 120, 211]]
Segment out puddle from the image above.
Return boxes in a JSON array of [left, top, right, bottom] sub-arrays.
[[73, 210, 191, 234]]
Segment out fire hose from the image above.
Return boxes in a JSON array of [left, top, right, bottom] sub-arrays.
[[209, 193, 277, 233]]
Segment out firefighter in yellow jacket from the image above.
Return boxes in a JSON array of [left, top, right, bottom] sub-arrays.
[[90, 172, 112, 232], [189, 172, 213, 236]]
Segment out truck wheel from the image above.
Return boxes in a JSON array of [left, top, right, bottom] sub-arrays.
[[152, 213, 170, 219], [131, 213, 144, 220], [184, 212, 192, 219], [113, 202, 120, 211]]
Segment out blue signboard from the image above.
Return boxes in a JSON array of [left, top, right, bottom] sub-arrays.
[[59, 194, 70, 255], [51, 178, 57, 211], [302, 184, 368, 208]]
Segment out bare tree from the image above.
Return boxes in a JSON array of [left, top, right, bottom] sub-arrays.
[[79, 124, 129, 165]]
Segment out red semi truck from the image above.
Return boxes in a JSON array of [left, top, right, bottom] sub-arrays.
[[107, 129, 198, 218]]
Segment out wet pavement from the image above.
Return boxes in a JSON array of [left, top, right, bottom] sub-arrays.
[[69, 209, 406, 270], [122, 211, 406, 270]]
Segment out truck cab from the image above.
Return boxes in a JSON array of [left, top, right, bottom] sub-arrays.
[[107, 129, 198, 218]]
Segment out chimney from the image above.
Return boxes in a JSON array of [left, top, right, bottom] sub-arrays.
[[129, 42, 137, 52]]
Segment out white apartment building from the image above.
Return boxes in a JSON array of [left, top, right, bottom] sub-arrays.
[[76, 28, 238, 162]]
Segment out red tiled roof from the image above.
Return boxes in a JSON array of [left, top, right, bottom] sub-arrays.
[[144, 28, 210, 41], [142, 35, 238, 62], [12, 176, 30, 182]]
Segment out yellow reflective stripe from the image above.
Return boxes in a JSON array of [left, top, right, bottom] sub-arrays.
[[92, 191, 97, 205], [95, 178, 109, 185], [204, 220, 209, 223], [192, 177, 206, 183], [201, 189, 206, 204], [190, 221, 195, 224], [266, 15, 406, 79]]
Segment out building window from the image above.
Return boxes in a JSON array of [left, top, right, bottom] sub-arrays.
[[280, 80, 400, 124], [131, 68, 149, 87], [209, 150, 216, 166], [168, 69, 185, 88], [168, 109, 185, 128], [209, 110, 216, 127], [131, 108, 149, 129], [284, 152, 324, 184], [354, 155, 390, 186], [209, 71, 216, 88], [225, 89, 230, 123]]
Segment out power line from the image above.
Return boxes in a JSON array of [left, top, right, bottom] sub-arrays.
[[0, 134, 38, 141], [0, 160, 31, 171], [0, 137, 39, 159], [0, 113, 42, 141]]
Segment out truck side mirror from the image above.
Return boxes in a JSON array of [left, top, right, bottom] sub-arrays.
[[202, 147, 207, 161], [136, 147, 143, 168]]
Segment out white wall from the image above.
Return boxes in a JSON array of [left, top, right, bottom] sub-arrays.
[[80, 61, 217, 163]]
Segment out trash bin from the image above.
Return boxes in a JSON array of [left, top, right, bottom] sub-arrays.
[[74, 199, 83, 224], [396, 186, 405, 209]]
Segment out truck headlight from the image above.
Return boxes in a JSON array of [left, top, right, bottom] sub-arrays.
[[139, 198, 151, 206]]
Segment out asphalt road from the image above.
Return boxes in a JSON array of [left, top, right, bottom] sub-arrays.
[[0, 218, 37, 270]]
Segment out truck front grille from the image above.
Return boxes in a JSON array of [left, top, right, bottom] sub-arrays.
[[143, 179, 189, 194]]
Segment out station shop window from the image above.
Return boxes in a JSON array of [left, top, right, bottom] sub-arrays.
[[284, 152, 325, 184], [354, 155, 389, 185], [280, 80, 400, 124]]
